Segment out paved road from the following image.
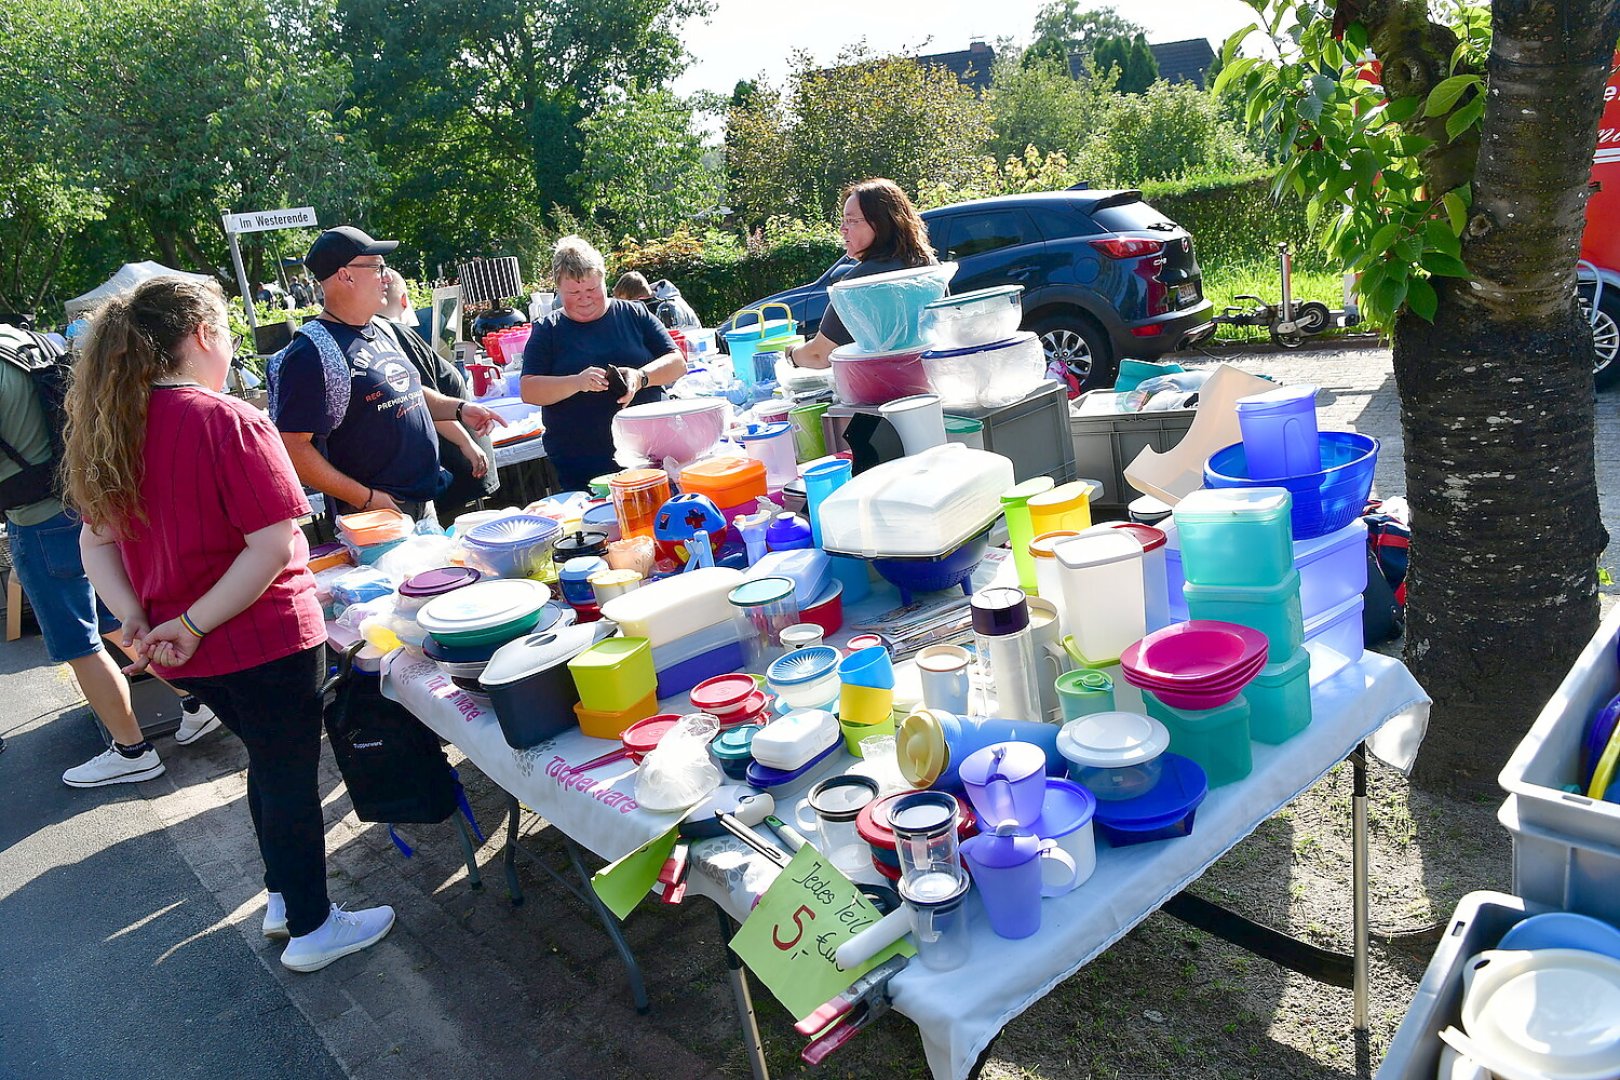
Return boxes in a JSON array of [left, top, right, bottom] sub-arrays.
[[0, 635, 344, 1080]]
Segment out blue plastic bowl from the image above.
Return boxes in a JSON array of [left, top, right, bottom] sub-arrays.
[[1204, 431, 1379, 540], [870, 530, 990, 605]]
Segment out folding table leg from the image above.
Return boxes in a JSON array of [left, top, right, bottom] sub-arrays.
[[715, 904, 771, 1080], [1351, 743, 1370, 1032], [504, 795, 524, 906], [453, 812, 483, 891], [560, 833, 650, 1015]]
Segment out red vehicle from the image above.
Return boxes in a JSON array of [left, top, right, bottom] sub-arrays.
[[1578, 52, 1620, 388]]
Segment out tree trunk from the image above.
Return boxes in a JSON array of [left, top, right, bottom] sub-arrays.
[[1398, 0, 1620, 789]]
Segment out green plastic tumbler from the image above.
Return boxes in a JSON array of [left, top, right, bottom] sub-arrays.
[[1056, 670, 1115, 721], [1000, 477, 1055, 593], [788, 403, 829, 461]]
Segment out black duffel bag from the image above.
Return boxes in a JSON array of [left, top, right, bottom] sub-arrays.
[[323, 642, 457, 825]]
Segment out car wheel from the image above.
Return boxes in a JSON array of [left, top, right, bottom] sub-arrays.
[[1591, 289, 1620, 391], [1031, 313, 1115, 394]]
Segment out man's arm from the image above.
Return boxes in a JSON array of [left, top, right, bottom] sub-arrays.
[[422, 387, 504, 435], [279, 432, 398, 513]]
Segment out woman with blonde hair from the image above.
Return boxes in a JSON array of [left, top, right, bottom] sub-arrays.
[[66, 276, 394, 972], [784, 177, 938, 370]]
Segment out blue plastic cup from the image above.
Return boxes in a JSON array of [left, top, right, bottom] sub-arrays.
[[838, 645, 894, 690], [802, 458, 852, 549], [1235, 385, 1320, 481]]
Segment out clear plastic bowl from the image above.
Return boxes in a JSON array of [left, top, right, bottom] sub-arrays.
[[922, 332, 1046, 409], [922, 285, 1024, 350]]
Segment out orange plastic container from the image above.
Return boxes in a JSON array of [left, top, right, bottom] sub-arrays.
[[572, 686, 660, 739], [336, 509, 413, 547], [679, 457, 767, 510], [609, 468, 672, 539]]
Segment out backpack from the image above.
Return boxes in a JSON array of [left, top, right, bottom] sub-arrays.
[[322, 642, 458, 825], [266, 319, 354, 437], [0, 327, 72, 513], [1361, 500, 1411, 643]]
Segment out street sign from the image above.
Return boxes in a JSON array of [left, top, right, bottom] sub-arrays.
[[222, 206, 317, 235]]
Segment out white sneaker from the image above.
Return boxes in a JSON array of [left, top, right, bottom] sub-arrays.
[[173, 708, 221, 746], [280, 904, 396, 973], [62, 745, 165, 788], [263, 892, 289, 939]]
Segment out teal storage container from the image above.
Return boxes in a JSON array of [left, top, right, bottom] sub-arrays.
[[1246, 647, 1313, 745], [1144, 691, 1253, 788], [1183, 570, 1305, 661], [1172, 487, 1294, 588]]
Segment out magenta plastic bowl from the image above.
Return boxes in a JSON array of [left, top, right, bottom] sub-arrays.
[[1120, 658, 1265, 710], [1121, 644, 1268, 692], [1121, 621, 1268, 682], [828, 344, 931, 406], [611, 398, 730, 463]]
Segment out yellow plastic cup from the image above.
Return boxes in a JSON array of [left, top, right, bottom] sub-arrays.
[[839, 682, 894, 727]]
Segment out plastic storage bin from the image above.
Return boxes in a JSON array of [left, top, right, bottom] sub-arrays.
[[1182, 570, 1305, 660], [1374, 892, 1550, 1080], [1244, 646, 1312, 744], [921, 285, 1024, 350], [655, 639, 746, 699], [1172, 488, 1295, 588], [826, 261, 957, 353], [481, 622, 616, 749], [1498, 795, 1620, 925], [1302, 594, 1364, 683], [598, 566, 745, 648], [610, 468, 674, 540], [1054, 531, 1146, 665], [1069, 394, 1197, 508], [919, 332, 1046, 409], [828, 344, 932, 406], [1294, 519, 1368, 622], [1144, 691, 1253, 788], [573, 688, 660, 740], [816, 444, 1015, 559], [567, 637, 655, 714], [679, 456, 767, 512]]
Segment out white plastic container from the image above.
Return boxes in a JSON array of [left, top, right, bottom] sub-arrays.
[[1053, 532, 1147, 664], [649, 618, 744, 671], [1302, 593, 1365, 683], [816, 443, 1015, 558], [1294, 518, 1369, 623], [750, 708, 840, 771], [597, 566, 744, 648], [1056, 711, 1171, 800]]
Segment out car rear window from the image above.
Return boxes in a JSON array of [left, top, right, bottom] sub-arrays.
[[1089, 200, 1177, 233]]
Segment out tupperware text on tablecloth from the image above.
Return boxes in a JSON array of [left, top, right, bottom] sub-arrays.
[[543, 756, 639, 813], [423, 673, 491, 723]]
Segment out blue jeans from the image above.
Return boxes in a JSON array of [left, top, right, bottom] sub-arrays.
[[8, 509, 115, 663]]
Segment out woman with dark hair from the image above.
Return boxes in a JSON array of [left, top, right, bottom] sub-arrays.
[[785, 177, 937, 370], [66, 276, 394, 973]]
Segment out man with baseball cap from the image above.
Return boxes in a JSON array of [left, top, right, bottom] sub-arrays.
[[270, 226, 503, 520]]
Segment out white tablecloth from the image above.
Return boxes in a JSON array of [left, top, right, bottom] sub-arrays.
[[493, 435, 548, 469], [384, 639, 1429, 1080]]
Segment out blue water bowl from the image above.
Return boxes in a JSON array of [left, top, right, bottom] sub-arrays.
[[869, 529, 990, 605], [1204, 431, 1379, 541]]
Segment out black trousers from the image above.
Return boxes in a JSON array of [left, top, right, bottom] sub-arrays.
[[173, 645, 330, 937]]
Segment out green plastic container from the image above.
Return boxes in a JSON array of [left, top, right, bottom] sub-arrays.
[[567, 637, 655, 713], [1245, 646, 1313, 744], [430, 609, 543, 647], [1172, 487, 1295, 589], [789, 403, 829, 461], [1183, 570, 1305, 660], [1145, 691, 1253, 788], [1000, 477, 1055, 593], [1056, 670, 1115, 720]]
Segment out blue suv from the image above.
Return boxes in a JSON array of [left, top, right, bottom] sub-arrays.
[[718, 188, 1217, 392]]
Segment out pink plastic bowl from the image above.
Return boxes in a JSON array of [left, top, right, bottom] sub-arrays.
[[1120, 656, 1266, 709], [828, 345, 931, 406], [1120, 645, 1268, 692], [1121, 621, 1269, 682], [612, 398, 730, 463]]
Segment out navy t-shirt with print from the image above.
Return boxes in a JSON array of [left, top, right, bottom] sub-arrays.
[[521, 299, 676, 464], [271, 320, 440, 501]]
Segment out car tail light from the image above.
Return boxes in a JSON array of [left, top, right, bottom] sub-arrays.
[[1089, 237, 1164, 259], [1130, 325, 1165, 337]]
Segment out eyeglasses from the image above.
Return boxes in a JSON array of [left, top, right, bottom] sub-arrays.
[[347, 260, 388, 275], [840, 217, 867, 229]]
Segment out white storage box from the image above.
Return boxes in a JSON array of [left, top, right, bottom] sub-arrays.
[[1294, 519, 1368, 623], [750, 708, 840, 771], [1302, 594, 1364, 684], [817, 443, 1015, 558], [598, 567, 744, 649], [1497, 603, 1620, 860]]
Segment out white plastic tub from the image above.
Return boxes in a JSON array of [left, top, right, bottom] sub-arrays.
[[816, 443, 1015, 559], [597, 566, 744, 648], [1302, 593, 1364, 684], [1294, 519, 1368, 623]]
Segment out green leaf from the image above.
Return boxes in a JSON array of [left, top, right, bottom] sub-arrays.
[[1407, 275, 1438, 321], [1443, 191, 1468, 234], [1396, 235, 1423, 264], [1299, 95, 1324, 122], [1214, 57, 1259, 98], [1446, 95, 1485, 141], [1423, 74, 1480, 117], [1425, 218, 1462, 257], [1367, 220, 1402, 258], [1344, 23, 1369, 54], [1221, 23, 1258, 66], [1349, 150, 1380, 190], [1422, 252, 1471, 278], [1384, 96, 1420, 123]]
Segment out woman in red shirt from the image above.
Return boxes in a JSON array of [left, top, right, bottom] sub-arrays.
[[65, 277, 393, 973]]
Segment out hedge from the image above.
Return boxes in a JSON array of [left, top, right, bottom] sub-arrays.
[[615, 170, 1323, 327]]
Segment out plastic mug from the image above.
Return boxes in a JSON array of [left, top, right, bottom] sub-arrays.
[[839, 682, 895, 727], [779, 623, 826, 650], [799, 775, 879, 876], [916, 644, 972, 715], [960, 828, 1077, 939], [899, 871, 972, 971], [839, 645, 895, 690]]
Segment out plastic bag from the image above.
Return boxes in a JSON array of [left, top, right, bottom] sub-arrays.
[[329, 566, 396, 611], [634, 712, 722, 812], [373, 535, 457, 583]]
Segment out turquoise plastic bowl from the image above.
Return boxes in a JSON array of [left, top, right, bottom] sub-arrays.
[[427, 608, 544, 648]]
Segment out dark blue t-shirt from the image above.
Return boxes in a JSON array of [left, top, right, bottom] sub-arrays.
[[271, 320, 440, 501], [521, 299, 676, 464]]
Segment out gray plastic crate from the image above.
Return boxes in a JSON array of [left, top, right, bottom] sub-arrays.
[[1497, 602, 1620, 865], [1499, 794, 1620, 924], [1375, 891, 1548, 1080], [1069, 395, 1196, 508]]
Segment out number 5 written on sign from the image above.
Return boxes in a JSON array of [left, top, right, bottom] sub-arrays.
[[773, 904, 817, 950]]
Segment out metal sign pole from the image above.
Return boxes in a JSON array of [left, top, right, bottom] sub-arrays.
[[223, 215, 259, 332]]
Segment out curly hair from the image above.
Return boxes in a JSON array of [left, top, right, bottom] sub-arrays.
[[64, 277, 228, 535], [844, 178, 935, 267]]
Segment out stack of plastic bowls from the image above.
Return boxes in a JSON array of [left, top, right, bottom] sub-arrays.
[[837, 646, 895, 754], [458, 515, 563, 580], [766, 646, 840, 711], [826, 262, 957, 354]]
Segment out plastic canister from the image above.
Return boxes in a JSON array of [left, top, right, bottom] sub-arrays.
[[971, 588, 1043, 723], [1053, 531, 1146, 665], [1235, 384, 1320, 481], [895, 708, 1064, 792], [805, 775, 880, 876], [898, 871, 971, 971], [788, 403, 830, 461], [610, 468, 672, 540], [1028, 481, 1094, 538], [581, 503, 621, 543], [679, 456, 767, 511], [558, 556, 607, 607], [728, 576, 800, 671], [888, 791, 965, 882], [738, 422, 798, 491], [587, 568, 641, 604], [1106, 522, 1171, 632], [1000, 477, 1056, 594], [1025, 597, 1066, 721], [1056, 670, 1115, 720], [943, 414, 985, 450]]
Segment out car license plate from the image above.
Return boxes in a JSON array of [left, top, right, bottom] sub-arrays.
[[1177, 283, 1199, 307]]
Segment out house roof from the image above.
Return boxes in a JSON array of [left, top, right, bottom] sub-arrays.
[[1149, 38, 1217, 87], [914, 40, 996, 93]]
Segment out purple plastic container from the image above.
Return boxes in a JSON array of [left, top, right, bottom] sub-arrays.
[[1235, 384, 1319, 481], [960, 827, 1072, 939], [959, 742, 1049, 829], [654, 639, 747, 699]]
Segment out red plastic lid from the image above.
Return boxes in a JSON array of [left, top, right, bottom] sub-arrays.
[[855, 791, 977, 852], [718, 689, 771, 727], [847, 633, 885, 651], [689, 673, 757, 713], [1108, 521, 1167, 553], [621, 714, 682, 756]]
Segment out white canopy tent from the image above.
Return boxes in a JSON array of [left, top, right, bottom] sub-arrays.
[[64, 261, 214, 319]]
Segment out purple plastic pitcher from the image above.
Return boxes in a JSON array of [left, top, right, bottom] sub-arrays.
[[959, 742, 1049, 829], [961, 826, 1076, 939]]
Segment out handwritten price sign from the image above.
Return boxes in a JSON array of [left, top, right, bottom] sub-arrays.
[[730, 846, 913, 1021]]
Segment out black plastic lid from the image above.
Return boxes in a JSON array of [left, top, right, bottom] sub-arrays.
[[970, 586, 1031, 636], [554, 529, 609, 559]]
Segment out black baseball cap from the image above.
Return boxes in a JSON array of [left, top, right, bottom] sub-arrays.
[[303, 226, 398, 281]]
